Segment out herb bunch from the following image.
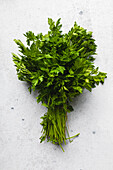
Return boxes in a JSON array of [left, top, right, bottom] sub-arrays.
[[12, 18, 107, 151]]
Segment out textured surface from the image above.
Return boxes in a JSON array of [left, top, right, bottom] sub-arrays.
[[0, 0, 113, 170]]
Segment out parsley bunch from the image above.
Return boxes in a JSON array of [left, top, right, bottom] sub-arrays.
[[12, 18, 107, 151]]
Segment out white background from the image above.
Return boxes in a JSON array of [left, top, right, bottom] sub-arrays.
[[0, 0, 113, 169]]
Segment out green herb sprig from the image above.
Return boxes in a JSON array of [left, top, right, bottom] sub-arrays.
[[12, 18, 107, 151]]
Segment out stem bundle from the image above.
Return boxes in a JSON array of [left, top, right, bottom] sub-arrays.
[[40, 106, 79, 151]]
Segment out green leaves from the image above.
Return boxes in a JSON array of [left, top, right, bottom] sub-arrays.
[[73, 86, 83, 93], [12, 18, 107, 150], [50, 66, 65, 75], [48, 18, 55, 28], [24, 31, 36, 45], [14, 39, 26, 54]]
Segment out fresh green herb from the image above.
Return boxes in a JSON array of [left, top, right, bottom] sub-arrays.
[[12, 18, 107, 151]]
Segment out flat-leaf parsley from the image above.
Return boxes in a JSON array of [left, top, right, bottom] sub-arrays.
[[12, 18, 107, 151]]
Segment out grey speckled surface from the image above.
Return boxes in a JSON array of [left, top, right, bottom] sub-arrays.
[[0, 0, 113, 170]]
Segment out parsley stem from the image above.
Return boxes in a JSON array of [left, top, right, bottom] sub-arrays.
[[66, 133, 80, 140], [59, 144, 65, 152]]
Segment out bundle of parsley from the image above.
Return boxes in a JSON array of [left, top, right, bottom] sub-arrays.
[[12, 18, 107, 151]]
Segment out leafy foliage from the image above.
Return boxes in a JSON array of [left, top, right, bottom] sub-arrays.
[[12, 18, 107, 151]]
